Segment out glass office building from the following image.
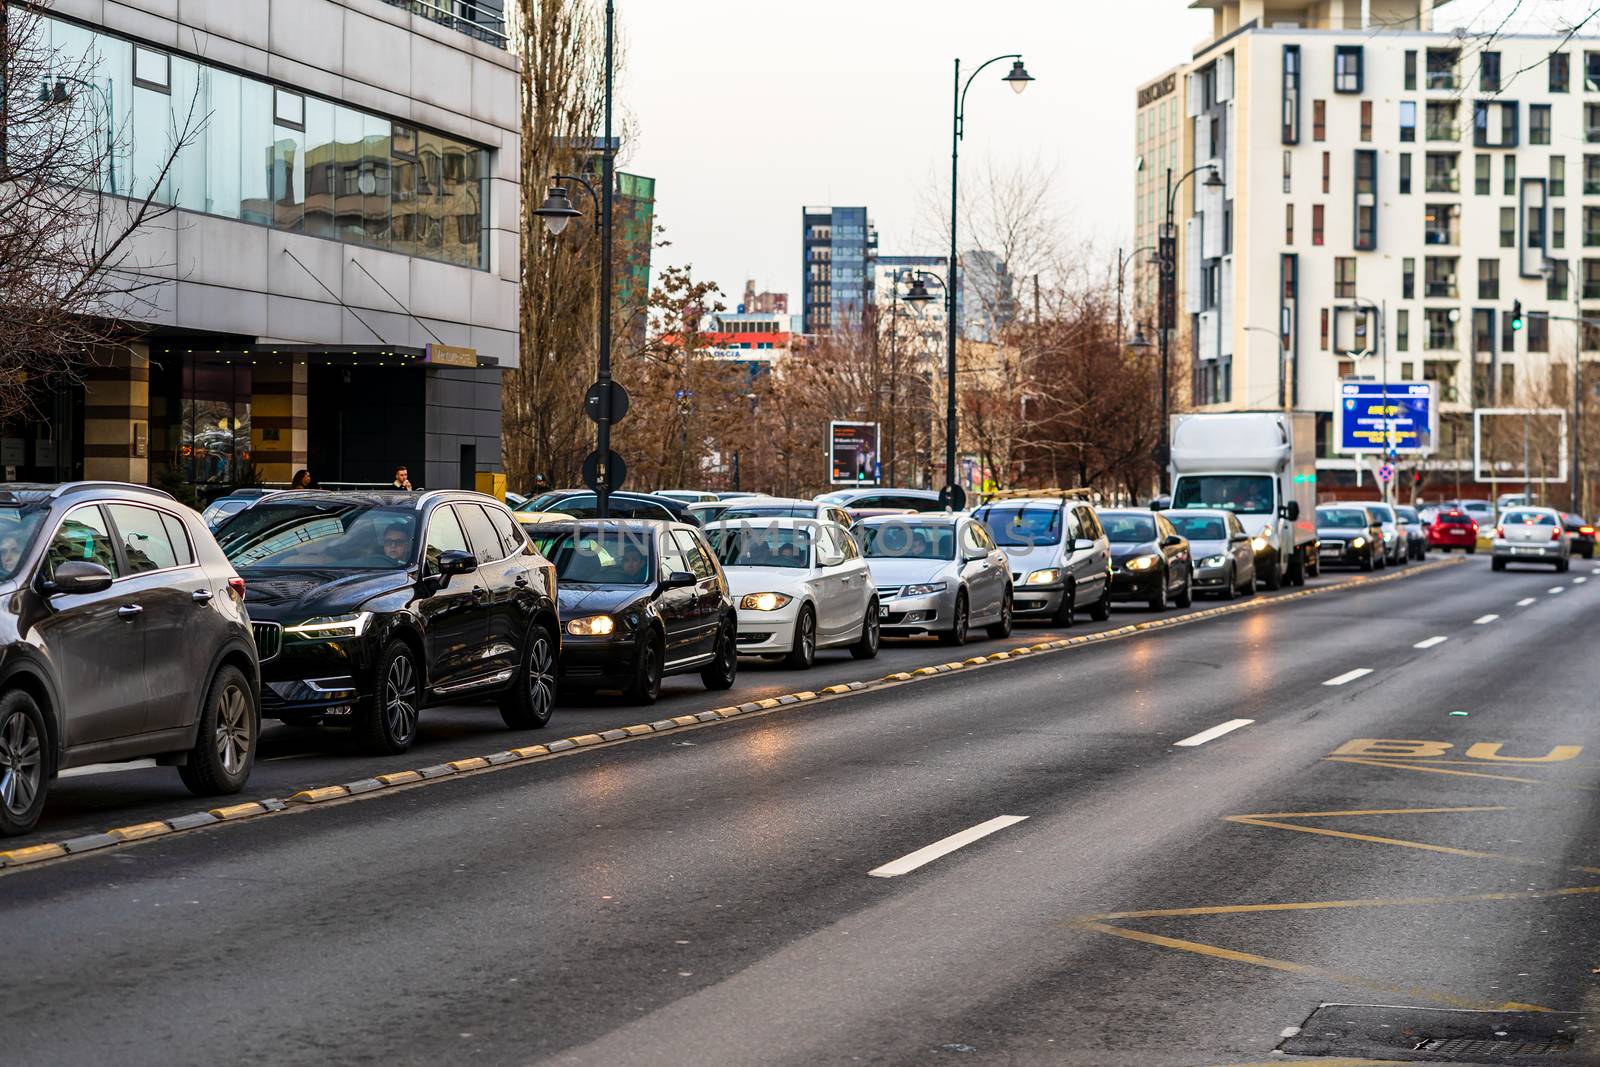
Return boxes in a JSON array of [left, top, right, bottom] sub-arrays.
[[802, 206, 879, 334]]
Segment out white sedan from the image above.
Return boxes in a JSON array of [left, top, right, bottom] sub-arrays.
[[702, 516, 880, 669]]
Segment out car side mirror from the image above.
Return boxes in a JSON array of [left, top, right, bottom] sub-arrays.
[[1072, 538, 1096, 552], [1282, 500, 1300, 521], [661, 570, 697, 589], [43, 560, 114, 596], [1230, 532, 1250, 544], [438, 549, 477, 578], [1161, 534, 1183, 548]]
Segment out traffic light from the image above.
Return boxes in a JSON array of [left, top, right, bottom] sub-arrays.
[[1509, 300, 1524, 332]]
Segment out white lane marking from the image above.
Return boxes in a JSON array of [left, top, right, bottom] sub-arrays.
[[1574, 577, 1587, 584], [1474, 614, 1500, 625], [867, 815, 1029, 878], [1549, 586, 1565, 595], [58, 759, 157, 779], [1174, 718, 1255, 747], [1413, 636, 1449, 649], [1323, 668, 1374, 686], [1516, 597, 1537, 607]]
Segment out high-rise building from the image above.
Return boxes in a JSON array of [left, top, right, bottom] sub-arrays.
[[960, 250, 1018, 343], [1137, 0, 1593, 492], [802, 206, 878, 334], [1134, 65, 1189, 330], [742, 281, 788, 315]]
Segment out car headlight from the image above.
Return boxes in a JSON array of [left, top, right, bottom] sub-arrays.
[[1251, 536, 1269, 552], [1024, 568, 1063, 586], [284, 612, 371, 639], [1202, 554, 1226, 567], [566, 614, 616, 636], [1351, 537, 1367, 548], [1126, 554, 1159, 571], [898, 581, 948, 597], [740, 592, 793, 611]]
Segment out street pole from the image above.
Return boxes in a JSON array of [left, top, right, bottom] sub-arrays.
[[596, 0, 615, 519], [1573, 286, 1582, 513], [1160, 168, 1172, 495]]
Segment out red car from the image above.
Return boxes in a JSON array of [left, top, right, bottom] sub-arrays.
[[1427, 509, 1479, 552]]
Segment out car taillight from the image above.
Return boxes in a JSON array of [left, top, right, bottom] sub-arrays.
[[1495, 526, 1504, 539], [227, 577, 246, 601], [1581, 526, 1594, 536], [1552, 526, 1563, 541]]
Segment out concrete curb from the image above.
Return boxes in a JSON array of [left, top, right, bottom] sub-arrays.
[[0, 556, 1463, 871]]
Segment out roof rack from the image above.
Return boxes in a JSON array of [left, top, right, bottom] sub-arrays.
[[978, 487, 1099, 505]]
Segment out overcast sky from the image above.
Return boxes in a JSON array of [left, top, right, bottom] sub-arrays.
[[616, 0, 1598, 310]]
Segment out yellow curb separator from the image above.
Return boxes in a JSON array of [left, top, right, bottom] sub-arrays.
[[822, 684, 852, 694], [107, 821, 171, 842], [377, 770, 424, 785], [448, 757, 490, 772], [287, 786, 349, 804], [623, 724, 654, 736], [209, 802, 267, 821], [570, 734, 605, 747], [0, 843, 67, 865]]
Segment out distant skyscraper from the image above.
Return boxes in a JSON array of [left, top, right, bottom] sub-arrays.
[[960, 250, 1018, 344], [742, 280, 788, 315], [802, 206, 878, 334]]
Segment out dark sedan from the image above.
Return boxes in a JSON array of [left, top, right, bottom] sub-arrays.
[[514, 490, 699, 525], [1562, 512, 1596, 559], [1098, 508, 1192, 610], [218, 491, 561, 754], [525, 520, 737, 704], [1315, 504, 1383, 570]]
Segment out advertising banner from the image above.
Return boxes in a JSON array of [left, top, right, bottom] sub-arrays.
[[1334, 381, 1436, 455], [829, 421, 879, 485]]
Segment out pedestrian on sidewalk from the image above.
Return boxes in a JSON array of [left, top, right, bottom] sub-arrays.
[[392, 465, 414, 491], [291, 469, 314, 489]]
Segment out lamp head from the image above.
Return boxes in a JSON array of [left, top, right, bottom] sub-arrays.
[[534, 184, 582, 236], [1003, 59, 1034, 95], [1202, 166, 1225, 187], [1127, 324, 1154, 351], [904, 278, 935, 304]]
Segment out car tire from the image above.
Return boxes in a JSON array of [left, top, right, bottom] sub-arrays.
[[1222, 566, 1238, 599], [1557, 557, 1571, 574], [1051, 581, 1076, 627], [850, 600, 881, 660], [700, 617, 740, 688], [1492, 557, 1506, 571], [1262, 558, 1282, 591], [782, 605, 817, 670], [1467, 544, 1477, 554], [1147, 568, 1169, 612], [500, 622, 558, 729], [359, 640, 424, 755], [1243, 568, 1257, 596], [178, 664, 257, 796], [0, 689, 49, 837], [1174, 570, 1194, 607], [1360, 550, 1375, 572], [986, 589, 1014, 638], [939, 591, 970, 646], [625, 630, 665, 704], [1089, 581, 1112, 622]]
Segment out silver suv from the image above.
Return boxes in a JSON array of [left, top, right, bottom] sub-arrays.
[[972, 495, 1111, 625]]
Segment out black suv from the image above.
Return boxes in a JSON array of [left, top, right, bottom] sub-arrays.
[[217, 491, 560, 754], [0, 482, 259, 836], [524, 520, 737, 704]]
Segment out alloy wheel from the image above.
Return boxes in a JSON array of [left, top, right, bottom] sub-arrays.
[[385, 654, 420, 745], [864, 607, 879, 652], [214, 683, 252, 776], [525, 634, 557, 718], [0, 707, 41, 817], [799, 612, 815, 660]]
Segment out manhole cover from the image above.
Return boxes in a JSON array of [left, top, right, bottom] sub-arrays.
[[1278, 1004, 1596, 1064]]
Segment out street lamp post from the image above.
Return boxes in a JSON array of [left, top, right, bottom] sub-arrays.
[[1541, 259, 1583, 511], [534, 0, 617, 518], [1156, 165, 1224, 493], [1116, 245, 1157, 355], [945, 54, 1033, 509]]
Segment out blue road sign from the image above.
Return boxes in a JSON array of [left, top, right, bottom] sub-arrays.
[[1335, 381, 1436, 455]]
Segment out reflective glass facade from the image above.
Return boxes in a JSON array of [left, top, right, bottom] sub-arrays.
[[35, 14, 491, 270]]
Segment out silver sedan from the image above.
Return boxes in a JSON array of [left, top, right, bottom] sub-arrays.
[[857, 514, 1013, 646]]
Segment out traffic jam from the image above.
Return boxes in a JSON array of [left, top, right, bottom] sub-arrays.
[[0, 414, 1587, 839]]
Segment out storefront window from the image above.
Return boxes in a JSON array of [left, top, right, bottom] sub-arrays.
[[178, 363, 251, 486]]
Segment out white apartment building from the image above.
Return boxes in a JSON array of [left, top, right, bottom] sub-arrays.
[[1146, 0, 1598, 490]]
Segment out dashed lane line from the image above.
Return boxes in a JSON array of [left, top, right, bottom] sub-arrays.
[[1412, 636, 1448, 649], [1517, 597, 1537, 607], [867, 815, 1028, 878], [1575, 576, 1588, 584], [1323, 668, 1374, 686], [1549, 586, 1565, 595], [1474, 614, 1500, 625], [1174, 719, 1255, 748]]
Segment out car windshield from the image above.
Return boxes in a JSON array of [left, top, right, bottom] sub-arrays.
[[1503, 510, 1557, 526], [1396, 507, 1419, 522], [541, 531, 654, 585], [518, 493, 566, 512], [0, 507, 47, 580], [1100, 514, 1157, 543], [859, 522, 955, 560], [720, 504, 815, 521], [1368, 505, 1396, 523], [1172, 475, 1275, 513], [973, 506, 1063, 547], [706, 526, 812, 568], [218, 502, 421, 570], [1169, 514, 1226, 541], [1318, 508, 1369, 529]]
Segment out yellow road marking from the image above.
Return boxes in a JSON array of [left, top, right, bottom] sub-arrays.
[[106, 822, 171, 842], [1325, 756, 1591, 788], [1079, 882, 1600, 921], [1075, 920, 1550, 1012]]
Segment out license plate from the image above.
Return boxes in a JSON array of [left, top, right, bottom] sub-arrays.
[[1320, 547, 1341, 556], [878, 606, 890, 618], [1513, 545, 1540, 554]]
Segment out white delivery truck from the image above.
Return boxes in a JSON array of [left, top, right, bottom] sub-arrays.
[[1167, 411, 1319, 588]]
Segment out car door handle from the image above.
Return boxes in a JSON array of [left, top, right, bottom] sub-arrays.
[[514, 575, 529, 588], [118, 604, 144, 619], [471, 586, 488, 600], [192, 588, 214, 604]]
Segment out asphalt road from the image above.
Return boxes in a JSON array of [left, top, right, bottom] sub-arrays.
[[7, 553, 1599, 1066], [19, 561, 1390, 850]]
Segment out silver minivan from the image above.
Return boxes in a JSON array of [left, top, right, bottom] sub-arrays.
[[971, 497, 1112, 625]]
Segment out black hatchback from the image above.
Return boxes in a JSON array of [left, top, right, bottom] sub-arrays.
[[217, 491, 561, 754], [524, 520, 737, 704], [0, 482, 260, 835]]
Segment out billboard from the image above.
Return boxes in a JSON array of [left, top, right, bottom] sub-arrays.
[[1334, 381, 1436, 455], [829, 421, 879, 485]]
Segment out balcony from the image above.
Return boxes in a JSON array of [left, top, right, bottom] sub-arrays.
[[380, 0, 507, 48]]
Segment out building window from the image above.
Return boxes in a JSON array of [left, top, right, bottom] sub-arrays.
[[1320, 308, 1329, 350], [1283, 149, 1293, 193], [1405, 50, 1418, 91], [1335, 45, 1364, 93], [1402, 257, 1415, 299], [1530, 312, 1550, 352], [1312, 204, 1325, 245], [1478, 258, 1500, 299], [1552, 155, 1567, 197], [1587, 154, 1600, 195], [1426, 101, 1458, 141], [133, 45, 170, 92], [1504, 155, 1517, 196], [1588, 51, 1600, 92], [1425, 203, 1460, 245], [1586, 259, 1600, 300], [1473, 309, 1495, 354], [1527, 104, 1551, 146], [1551, 51, 1571, 93], [273, 87, 304, 129], [1502, 310, 1518, 353], [1334, 257, 1357, 298], [1322, 150, 1330, 193], [1474, 154, 1491, 195], [1549, 258, 1570, 300], [1480, 51, 1501, 93], [1397, 308, 1411, 352], [1282, 45, 1301, 144], [1425, 151, 1459, 192], [1354, 149, 1377, 250], [1399, 100, 1417, 142], [1425, 309, 1456, 350], [1554, 206, 1567, 250], [1360, 100, 1373, 141], [1500, 206, 1516, 247], [1426, 48, 1459, 90], [1313, 99, 1326, 141], [1587, 206, 1600, 246], [1588, 104, 1600, 142], [1285, 203, 1294, 244], [1473, 100, 1519, 148], [1399, 152, 1412, 194], [1425, 256, 1459, 298]]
